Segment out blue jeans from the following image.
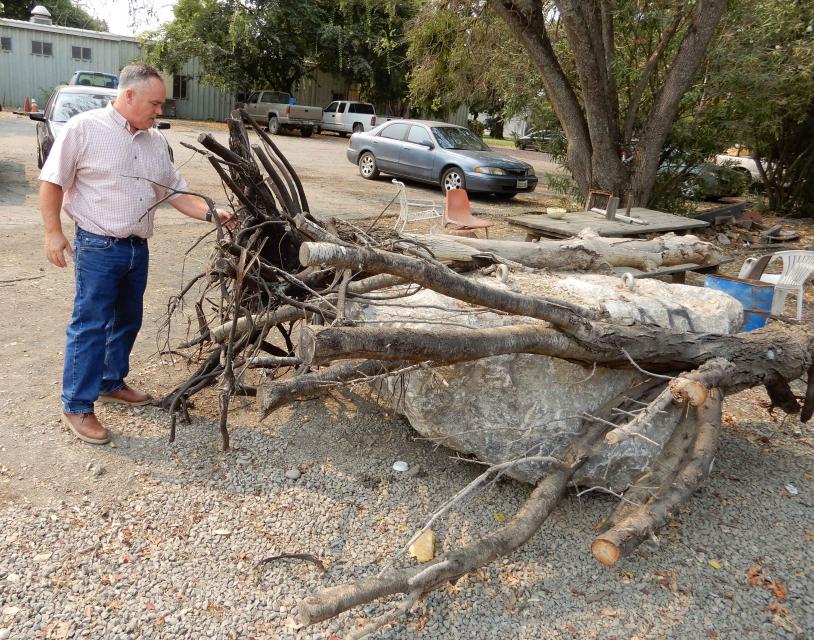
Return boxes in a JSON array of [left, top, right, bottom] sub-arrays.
[[62, 227, 149, 414]]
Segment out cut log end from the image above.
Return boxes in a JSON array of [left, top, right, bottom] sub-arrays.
[[669, 378, 708, 406], [591, 538, 620, 566], [298, 325, 317, 366]]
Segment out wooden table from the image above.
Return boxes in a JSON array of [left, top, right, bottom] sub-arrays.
[[508, 207, 709, 240]]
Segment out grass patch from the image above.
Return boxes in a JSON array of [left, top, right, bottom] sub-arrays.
[[483, 137, 516, 148]]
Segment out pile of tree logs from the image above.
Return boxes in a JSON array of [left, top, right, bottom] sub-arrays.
[[160, 111, 813, 638]]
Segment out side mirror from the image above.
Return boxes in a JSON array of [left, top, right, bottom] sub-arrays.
[[28, 112, 46, 122], [420, 139, 434, 149], [157, 121, 171, 130]]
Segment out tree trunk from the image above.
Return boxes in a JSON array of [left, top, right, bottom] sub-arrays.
[[407, 232, 722, 271], [493, 0, 729, 205], [630, 0, 728, 205], [492, 0, 594, 194], [593, 386, 722, 565]]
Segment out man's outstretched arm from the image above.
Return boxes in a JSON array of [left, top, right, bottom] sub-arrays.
[[169, 194, 235, 228]]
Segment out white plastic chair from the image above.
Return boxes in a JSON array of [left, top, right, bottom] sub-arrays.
[[758, 250, 814, 320], [392, 179, 441, 234]]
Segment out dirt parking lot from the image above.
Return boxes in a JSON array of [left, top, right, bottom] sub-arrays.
[[0, 110, 563, 506], [0, 111, 811, 639]]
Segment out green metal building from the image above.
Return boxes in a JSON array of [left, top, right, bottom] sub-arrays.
[[0, 6, 233, 120]]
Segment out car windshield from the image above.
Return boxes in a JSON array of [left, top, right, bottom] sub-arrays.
[[52, 92, 114, 123], [431, 126, 488, 151]]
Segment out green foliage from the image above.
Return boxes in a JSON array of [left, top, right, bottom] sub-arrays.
[[407, 1, 541, 121], [1, 0, 107, 30], [144, 0, 323, 93], [145, 0, 414, 109], [467, 118, 485, 137], [706, 0, 814, 216], [315, 0, 416, 114]]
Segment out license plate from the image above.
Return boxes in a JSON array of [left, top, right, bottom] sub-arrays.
[[516, 179, 528, 189]]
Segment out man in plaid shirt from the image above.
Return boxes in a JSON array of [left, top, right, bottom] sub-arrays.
[[39, 62, 235, 445]]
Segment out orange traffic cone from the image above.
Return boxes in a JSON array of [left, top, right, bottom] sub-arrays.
[[31, 98, 38, 112], [24, 96, 31, 112]]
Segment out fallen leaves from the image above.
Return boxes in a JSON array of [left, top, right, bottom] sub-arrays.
[[408, 529, 436, 563], [707, 559, 722, 570], [746, 564, 788, 602]]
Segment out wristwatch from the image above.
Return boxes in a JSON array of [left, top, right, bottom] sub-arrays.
[[205, 211, 213, 223]]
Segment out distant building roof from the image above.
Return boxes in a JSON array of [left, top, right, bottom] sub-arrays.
[[0, 16, 140, 43]]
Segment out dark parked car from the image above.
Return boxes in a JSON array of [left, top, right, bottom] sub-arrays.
[[515, 129, 565, 153], [347, 119, 538, 196], [681, 163, 749, 200], [30, 85, 172, 168]]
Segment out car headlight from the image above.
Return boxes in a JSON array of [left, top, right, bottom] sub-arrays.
[[474, 166, 507, 175], [526, 167, 535, 177]]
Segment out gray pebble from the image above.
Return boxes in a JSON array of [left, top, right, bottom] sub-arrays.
[[284, 469, 301, 480]]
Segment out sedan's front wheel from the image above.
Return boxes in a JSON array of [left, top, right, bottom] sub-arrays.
[[358, 152, 380, 179], [441, 167, 466, 193]]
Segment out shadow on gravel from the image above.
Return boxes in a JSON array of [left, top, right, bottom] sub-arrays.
[[0, 160, 29, 206]]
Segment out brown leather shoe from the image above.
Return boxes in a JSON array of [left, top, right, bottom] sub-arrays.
[[98, 384, 153, 406], [62, 412, 110, 445]]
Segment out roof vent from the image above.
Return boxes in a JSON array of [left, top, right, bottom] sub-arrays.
[[30, 5, 53, 25]]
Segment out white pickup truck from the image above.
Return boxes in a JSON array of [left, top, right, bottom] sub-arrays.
[[240, 90, 322, 137], [319, 100, 390, 136]]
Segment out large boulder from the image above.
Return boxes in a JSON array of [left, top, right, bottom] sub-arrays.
[[348, 272, 743, 489]]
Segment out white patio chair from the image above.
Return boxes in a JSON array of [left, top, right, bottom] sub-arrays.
[[392, 179, 442, 234], [758, 250, 814, 321]]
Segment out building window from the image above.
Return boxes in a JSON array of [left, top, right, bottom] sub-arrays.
[[71, 46, 91, 62], [1, 37, 11, 52], [32, 40, 53, 56], [173, 75, 188, 100]]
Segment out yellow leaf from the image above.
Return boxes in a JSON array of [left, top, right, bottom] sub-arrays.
[[495, 513, 506, 523], [708, 559, 721, 570], [408, 530, 436, 563]]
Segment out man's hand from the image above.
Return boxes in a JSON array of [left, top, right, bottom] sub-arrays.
[[214, 207, 238, 231], [45, 230, 73, 268]]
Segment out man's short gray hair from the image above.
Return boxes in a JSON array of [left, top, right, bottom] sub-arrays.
[[118, 63, 162, 96]]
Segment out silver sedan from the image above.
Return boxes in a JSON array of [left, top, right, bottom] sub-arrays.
[[346, 119, 538, 197]]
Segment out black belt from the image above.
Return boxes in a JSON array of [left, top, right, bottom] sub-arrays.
[[76, 227, 147, 244]]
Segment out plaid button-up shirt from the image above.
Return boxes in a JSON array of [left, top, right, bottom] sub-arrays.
[[39, 103, 187, 239]]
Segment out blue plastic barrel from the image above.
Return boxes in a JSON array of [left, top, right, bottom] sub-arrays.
[[704, 274, 774, 331]]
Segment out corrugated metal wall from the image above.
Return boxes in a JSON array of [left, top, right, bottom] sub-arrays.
[[0, 18, 141, 109], [0, 19, 366, 123], [294, 68, 349, 109], [171, 57, 235, 122], [445, 104, 469, 128]]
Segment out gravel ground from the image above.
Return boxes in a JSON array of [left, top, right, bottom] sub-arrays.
[[0, 383, 812, 639]]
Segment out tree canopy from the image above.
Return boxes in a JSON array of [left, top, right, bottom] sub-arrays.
[[408, 1, 814, 215], [145, 0, 415, 108], [1, 0, 107, 31], [706, 0, 814, 216]]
